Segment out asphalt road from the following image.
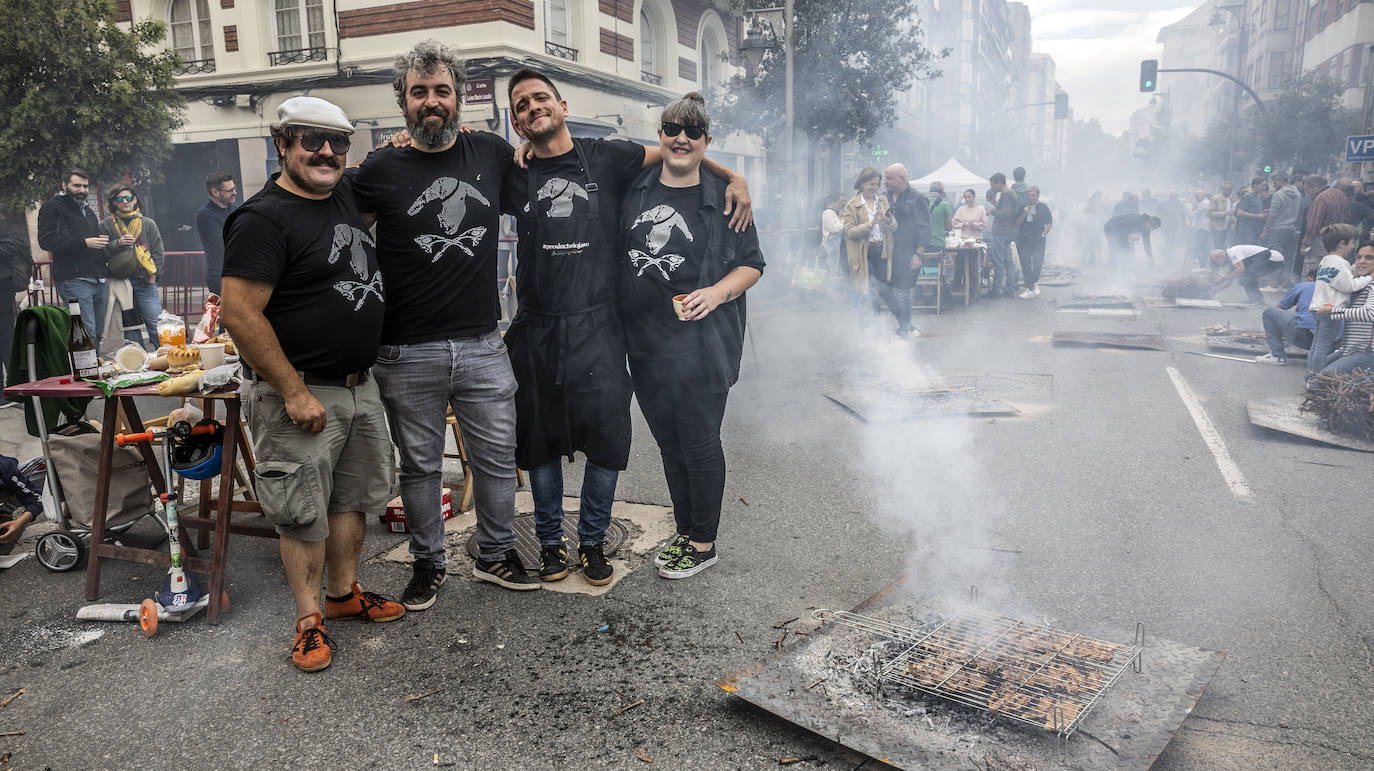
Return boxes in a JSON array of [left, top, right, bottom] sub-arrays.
[[1, 266, 1371, 770]]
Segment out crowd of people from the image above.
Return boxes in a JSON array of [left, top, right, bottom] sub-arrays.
[[14, 42, 766, 673], [818, 164, 1057, 336]]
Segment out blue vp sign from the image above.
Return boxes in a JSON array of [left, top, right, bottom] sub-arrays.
[[1346, 135, 1374, 162]]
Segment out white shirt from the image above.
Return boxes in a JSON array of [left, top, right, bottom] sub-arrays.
[[821, 208, 844, 243], [864, 198, 884, 243], [1225, 244, 1283, 266]]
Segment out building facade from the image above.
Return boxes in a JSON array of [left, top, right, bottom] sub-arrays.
[[115, 0, 759, 250]]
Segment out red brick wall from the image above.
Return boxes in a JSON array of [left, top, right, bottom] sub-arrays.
[[598, 0, 632, 22], [224, 25, 238, 52], [340, 0, 536, 38], [600, 27, 633, 60], [114, 0, 131, 22]]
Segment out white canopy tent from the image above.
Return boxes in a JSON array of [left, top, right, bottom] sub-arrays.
[[909, 158, 990, 193]]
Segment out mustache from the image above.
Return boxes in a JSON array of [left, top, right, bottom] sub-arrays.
[[420, 106, 448, 119], [307, 156, 340, 168]]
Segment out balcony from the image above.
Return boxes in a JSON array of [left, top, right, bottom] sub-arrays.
[[173, 58, 216, 75], [641, 70, 663, 85], [545, 41, 578, 61], [268, 46, 328, 66]]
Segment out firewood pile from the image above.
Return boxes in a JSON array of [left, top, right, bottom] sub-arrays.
[[1300, 369, 1374, 440], [1162, 276, 1216, 302]]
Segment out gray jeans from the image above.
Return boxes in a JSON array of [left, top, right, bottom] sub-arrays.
[[373, 331, 518, 566]]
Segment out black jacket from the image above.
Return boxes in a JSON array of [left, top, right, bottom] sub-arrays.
[[36, 193, 104, 283], [889, 186, 931, 261], [622, 167, 765, 392]]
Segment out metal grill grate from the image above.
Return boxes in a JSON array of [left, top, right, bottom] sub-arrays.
[[815, 608, 1143, 738]]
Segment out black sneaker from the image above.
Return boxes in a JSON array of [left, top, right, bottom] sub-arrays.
[[400, 563, 446, 611], [658, 544, 717, 579], [654, 534, 689, 567], [540, 543, 569, 582], [579, 543, 613, 586], [473, 550, 540, 591]]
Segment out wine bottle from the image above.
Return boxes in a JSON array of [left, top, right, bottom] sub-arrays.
[[66, 300, 98, 379]]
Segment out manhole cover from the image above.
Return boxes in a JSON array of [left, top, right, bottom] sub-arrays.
[[465, 513, 630, 570]]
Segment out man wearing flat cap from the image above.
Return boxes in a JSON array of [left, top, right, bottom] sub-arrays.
[[221, 96, 406, 673]]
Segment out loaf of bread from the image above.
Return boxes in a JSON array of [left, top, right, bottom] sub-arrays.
[[156, 369, 204, 396]]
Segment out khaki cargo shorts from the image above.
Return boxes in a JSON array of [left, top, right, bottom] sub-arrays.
[[241, 377, 395, 542]]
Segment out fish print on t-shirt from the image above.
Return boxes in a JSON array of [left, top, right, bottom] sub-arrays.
[[329, 224, 383, 311], [629, 204, 693, 280], [407, 176, 490, 262], [536, 177, 589, 218]]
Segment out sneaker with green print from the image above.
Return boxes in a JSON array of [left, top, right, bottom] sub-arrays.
[[654, 534, 689, 567], [658, 543, 717, 579]]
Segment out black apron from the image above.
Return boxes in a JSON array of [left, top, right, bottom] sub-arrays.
[[505, 142, 633, 470]]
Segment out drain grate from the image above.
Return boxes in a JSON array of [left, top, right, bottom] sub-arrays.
[[464, 513, 629, 570]]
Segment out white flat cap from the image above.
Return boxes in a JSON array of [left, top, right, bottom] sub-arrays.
[[277, 96, 355, 134]]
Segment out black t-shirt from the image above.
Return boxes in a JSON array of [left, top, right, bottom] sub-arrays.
[[352, 132, 514, 344], [621, 182, 712, 356], [222, 175, 384, 378], [503, 138, 645, 312]]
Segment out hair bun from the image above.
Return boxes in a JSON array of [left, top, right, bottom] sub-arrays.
[[684, 91, 705, 105]]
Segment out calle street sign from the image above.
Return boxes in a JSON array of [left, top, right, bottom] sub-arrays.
[[1345, 135, 1374, 162]]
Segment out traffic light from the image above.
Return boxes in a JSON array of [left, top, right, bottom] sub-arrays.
[[1139, 60, 1158, 92], [1261, 163, 1274, 174], [1054, 92, 1069, 120]]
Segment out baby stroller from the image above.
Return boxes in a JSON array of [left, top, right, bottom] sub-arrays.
[[13, 310, 163, 572]]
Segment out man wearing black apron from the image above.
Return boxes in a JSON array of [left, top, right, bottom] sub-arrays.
[[502, 69, 752, 586]]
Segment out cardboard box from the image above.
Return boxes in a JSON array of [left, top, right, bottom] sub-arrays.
[[384, 488, 453, 533]]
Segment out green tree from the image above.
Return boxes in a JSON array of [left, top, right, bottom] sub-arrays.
[[0, 0, 184, 215], [1248, 73, 1357, 174], [714, 0, 945, 146]]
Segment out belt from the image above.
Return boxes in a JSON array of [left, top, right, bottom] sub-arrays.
[[243, 364, 369, 388]]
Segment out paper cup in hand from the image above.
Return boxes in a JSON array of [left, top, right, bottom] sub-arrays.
[[196, 343, 226, 370], [672, 294, 689, 321]]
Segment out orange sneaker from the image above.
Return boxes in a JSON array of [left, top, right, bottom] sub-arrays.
[[323, 582, 406, 623], [291, 613, 334, 672]]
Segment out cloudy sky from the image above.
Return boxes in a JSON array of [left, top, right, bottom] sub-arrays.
[[1028, 1, 1198, 135]]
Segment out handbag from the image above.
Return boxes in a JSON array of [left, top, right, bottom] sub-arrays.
[[106, 245, 140, 279]]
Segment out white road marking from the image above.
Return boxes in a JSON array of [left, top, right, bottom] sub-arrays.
[[1165, 366, 1252, 498]]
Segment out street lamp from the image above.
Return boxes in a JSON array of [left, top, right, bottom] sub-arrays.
[[740, 4, 794, 220], [1210, 0, 1247, 187]]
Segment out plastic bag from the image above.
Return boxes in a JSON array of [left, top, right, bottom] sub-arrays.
[[192, 295, 221, 344], [157, 311, 186, 346]]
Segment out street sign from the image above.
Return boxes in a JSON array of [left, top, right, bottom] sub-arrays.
[[1346, 135, 1374, 162], [871, 144, 889, 157]]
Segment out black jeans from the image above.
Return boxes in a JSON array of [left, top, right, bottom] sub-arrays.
[[867, 245, 910, 330], [630, 354, 729, 543], [1238, 252, 1277, 303], [1016, 237, 1045, 286]]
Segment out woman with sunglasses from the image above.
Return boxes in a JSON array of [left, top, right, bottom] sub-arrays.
[[620, 93, 765, 579], [98, 185, 165, 348]]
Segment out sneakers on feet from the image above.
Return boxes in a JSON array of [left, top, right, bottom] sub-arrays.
[[658, 544, 718, 579], [1017, 288, 1035, 299], [291, 612, 334, 672], [1032, 285, 1040, 296], [540, 543, 569, 582], [1254, 353, 1286, 365], [654, 534, 689, 567], [474, 550, 541, 591], [399, 564, 447, 611], [324, 582, 406, 622], [579, 543, 613, 586]]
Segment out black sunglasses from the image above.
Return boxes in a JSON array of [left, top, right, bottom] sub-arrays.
[[296, 130, 351, 155], [661, 121, 706, 140]]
